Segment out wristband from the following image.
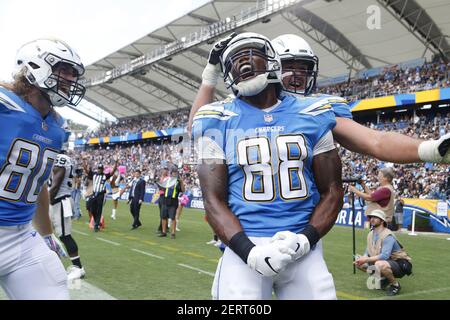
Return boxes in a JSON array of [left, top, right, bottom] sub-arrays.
[[299, 224, 320, 247], [228, 231, 255, 263]]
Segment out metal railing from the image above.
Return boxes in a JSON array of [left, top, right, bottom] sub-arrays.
[[84, 0, 301, 87]]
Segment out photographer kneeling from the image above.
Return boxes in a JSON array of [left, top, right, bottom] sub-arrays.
[[354, 210, 412, 296]]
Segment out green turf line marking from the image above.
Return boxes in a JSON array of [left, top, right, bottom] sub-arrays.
[[336, 290, 367, 300], [96, 237, 121, 246], [72, 230, 89, 236], [142, 240, 157, 246], [125, 236, 139, 241], [177, 263, 215, 277], [131, 248, 165, 260], [370, 287, 450, 300], [160, 245, 180, 252], [182, 251, 206, 259]]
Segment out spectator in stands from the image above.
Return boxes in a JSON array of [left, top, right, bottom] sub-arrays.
[[354, 210, 412, 296], [349, 168, 396, 230]]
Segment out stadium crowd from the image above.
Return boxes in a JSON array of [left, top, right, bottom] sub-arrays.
[[319, 60, 450, 102], [75, 110, 449, 201], [81, 60, 449, 140]]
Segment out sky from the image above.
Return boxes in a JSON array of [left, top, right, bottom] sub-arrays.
[[0, 0, 210, 129]]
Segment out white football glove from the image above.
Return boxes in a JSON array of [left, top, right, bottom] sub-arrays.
[[202, 32, 237, 86], [43, 234, 67, 257], [246, 242, 294, 277], [271, 231, 310, 261], [418, 132, 450, 164]]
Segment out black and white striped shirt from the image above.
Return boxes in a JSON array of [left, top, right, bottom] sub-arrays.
[[88, 170, 111, 194]]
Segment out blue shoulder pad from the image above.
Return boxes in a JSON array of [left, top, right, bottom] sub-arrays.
[[314, 94, 352, 119], [0, 88, 26, 114]]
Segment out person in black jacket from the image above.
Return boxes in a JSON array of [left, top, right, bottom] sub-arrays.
[[128, 169, 146, 230]]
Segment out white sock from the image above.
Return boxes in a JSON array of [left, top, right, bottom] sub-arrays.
[[112, 209, 116, 217], [168, 219, 172, 228]]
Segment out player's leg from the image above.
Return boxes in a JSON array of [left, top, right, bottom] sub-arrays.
[[159, 205, 169, 237], [0, 224, 69, 300], [274, 240, 337, 300], [214, 237, 273, 300], [168, 206, 177, 238], [175, 205, 182, 231]]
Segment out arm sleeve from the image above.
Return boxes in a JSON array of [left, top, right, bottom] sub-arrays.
[[332, 102, 353, 119], [379, 236, 396, 260], [370, 187, 391, 202], [313, 131, 335, 156]]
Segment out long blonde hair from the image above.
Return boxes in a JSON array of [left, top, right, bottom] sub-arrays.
[[0, 70, 36, 104]]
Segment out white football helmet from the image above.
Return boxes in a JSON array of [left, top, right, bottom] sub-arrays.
[[272, 34, 319, 95], [220, 32, 282, 97], [13, 38, 86, 107]]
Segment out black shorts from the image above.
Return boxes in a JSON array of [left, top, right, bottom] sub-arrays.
[[86, 196, 94, 212], [161, 205, 177, 220], [388, 259, 412, 278]]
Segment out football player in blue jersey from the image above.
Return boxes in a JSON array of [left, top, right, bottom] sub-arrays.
[[188, 33, 450, 164], [0, 38, 85, 299], [192, 32, 344, 299]]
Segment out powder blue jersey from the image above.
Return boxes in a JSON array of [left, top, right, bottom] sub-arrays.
[[287, 93, 353, 119], [193, 94, 337, 237], [0, 87, 66, 226]]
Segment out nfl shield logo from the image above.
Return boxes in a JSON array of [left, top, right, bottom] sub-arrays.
[[264, 114, 273, 123]]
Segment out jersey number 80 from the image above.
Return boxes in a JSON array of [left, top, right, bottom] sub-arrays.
[[0, 139, 58, 203]]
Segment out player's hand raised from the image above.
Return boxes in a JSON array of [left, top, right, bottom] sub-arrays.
[[202, 32, 237, 86], [271, 230, 310, 261], [418, 132, 450, 164], [246, 242, 294, 277]]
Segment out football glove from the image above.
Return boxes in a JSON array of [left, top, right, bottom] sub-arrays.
[[271, 231, 310, 261], [418, 132, 450, 164], [202, 32, 237, 86], [246, 242, 294, 277], [43, 234, 67, 257]]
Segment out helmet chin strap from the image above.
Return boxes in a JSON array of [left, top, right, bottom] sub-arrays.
[[232, 73, 268, 97]]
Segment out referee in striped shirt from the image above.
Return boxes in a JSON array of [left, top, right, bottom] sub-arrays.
[[83, 158, 118, 232]]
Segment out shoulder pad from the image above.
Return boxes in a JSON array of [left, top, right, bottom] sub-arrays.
[[299, 97, 334, 116], [193, 100, 238, 121], [56, 154, 72, 166], [0, 89, 25, 113]]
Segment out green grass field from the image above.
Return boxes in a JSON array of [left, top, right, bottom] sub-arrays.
[[66, 200, 450, 300]]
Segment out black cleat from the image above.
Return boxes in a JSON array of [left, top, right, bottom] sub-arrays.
[[386, 283, 401, 296]]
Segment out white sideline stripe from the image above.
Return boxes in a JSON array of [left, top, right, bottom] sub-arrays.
[[96, 237, 120, 246], [178, 263, 215, 277], [370, 287, 450, 300], [0, 280, 116, 300], [70, 280, 117, 300], [131, 248, 164, 260], [72, 230, 89, 236]]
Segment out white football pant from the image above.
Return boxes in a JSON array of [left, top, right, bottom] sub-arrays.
[[0, 223, 69, 300], [211, 237, 336, 300]]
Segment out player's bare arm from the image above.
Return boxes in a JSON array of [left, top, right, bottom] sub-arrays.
[[188, 85, 216, 135], [309, 148, 344, 237], [271, 148, 343, 261], [197, 161, 243, 245], [333, 117, 421, 163], [32, 185, 53, 236], [49, 166, 65, 205]]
